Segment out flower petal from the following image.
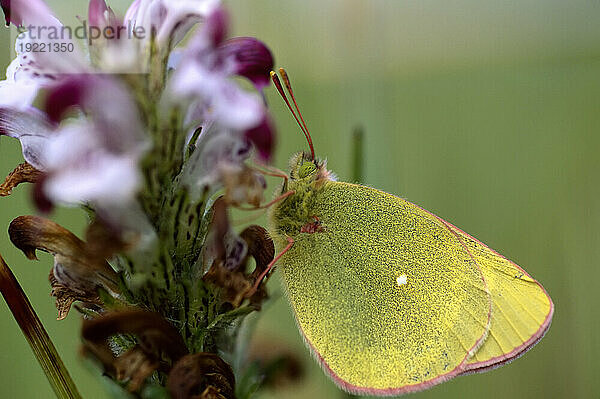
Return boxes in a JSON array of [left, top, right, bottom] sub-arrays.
[[123, 0, 140, 23], [219, 37, 274, 91], [203, 5, 228, 47], [203, 213, 274, 308], [44, 143, 142, 206], [44, 76, 147, 153], [1, 26, 86, 94], [205, 197, 248, 270], [114, 347, 159, 392], [182, 125, 251, 198], [0, 106, 54, 169], [168, 6, 267, 134], [49, 270, 102, 320], [0, 58, 44, 109], [125, 0, 221, 50], [173, 64, 263, 129], [32, 174, 53, 213], [222, 164, 266, 207], [0, 0, 59, 26], [40, 76, 148, 206], [211, 80, 264, 130], [156, 0, 222, 47], [44, 78, 84, 123], [244, 114, 275, 162], [88, 0, 116, 28], [2, 0, 88, 77]]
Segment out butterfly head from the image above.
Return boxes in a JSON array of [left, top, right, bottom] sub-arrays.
[[271, 69, 335, 187], [288, 152, 333, 184]]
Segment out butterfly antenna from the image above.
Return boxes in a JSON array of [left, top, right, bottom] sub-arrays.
[[270, 70, 316, 160], [278, 68, 315, 160]]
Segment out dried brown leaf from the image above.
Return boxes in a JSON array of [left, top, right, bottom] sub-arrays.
[[203, 223, 274, 308], [168, 353, 235, 399], [81, 310, 188, 391], [222, 165, 265, 208], [49, 271, 102, 320], [0, 162, 42, 197], [9, 215, 120, 319], [84, 216, 131, 261], [114, 346, 160, 392]]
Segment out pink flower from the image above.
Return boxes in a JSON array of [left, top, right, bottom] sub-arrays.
[[170, 7, 275, 165], [1, 76, 148, 207]]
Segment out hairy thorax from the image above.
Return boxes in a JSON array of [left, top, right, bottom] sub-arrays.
[[267, 153, 333, 243]]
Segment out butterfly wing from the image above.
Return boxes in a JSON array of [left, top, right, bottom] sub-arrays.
[[439, 221, 554, 373], [274, 181, 492, 395]]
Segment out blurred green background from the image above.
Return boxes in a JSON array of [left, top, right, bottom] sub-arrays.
[[1, 1, 599, 398]]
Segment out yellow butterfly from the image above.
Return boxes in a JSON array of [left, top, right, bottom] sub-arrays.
[[258, 69, 553, 395]]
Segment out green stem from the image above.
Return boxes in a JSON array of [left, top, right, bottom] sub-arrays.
[[351, 125, 364, 183], [0, 254, 82, 399]]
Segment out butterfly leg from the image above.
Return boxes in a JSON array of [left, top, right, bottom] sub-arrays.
[[235, 190, 295, 211], [249, 164, 289, 186], [245, 236, 294, 297]]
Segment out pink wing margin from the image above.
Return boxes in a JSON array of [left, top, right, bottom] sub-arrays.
[[295, 315, 491, 396]]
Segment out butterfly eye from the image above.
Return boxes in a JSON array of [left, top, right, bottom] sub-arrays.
[[298, 162, 316, 178]]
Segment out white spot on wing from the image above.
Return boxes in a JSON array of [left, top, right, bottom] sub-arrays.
[[396, 274, 407, 286]]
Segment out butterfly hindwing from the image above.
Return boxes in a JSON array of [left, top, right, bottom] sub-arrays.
[[440, 222, 554, 373]]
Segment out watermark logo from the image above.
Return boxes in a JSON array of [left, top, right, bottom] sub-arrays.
[[9, 20, 149, 73], [15, 20, 146, 45]]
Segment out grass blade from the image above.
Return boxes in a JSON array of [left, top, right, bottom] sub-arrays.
[[0, 253, 82, 399]]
